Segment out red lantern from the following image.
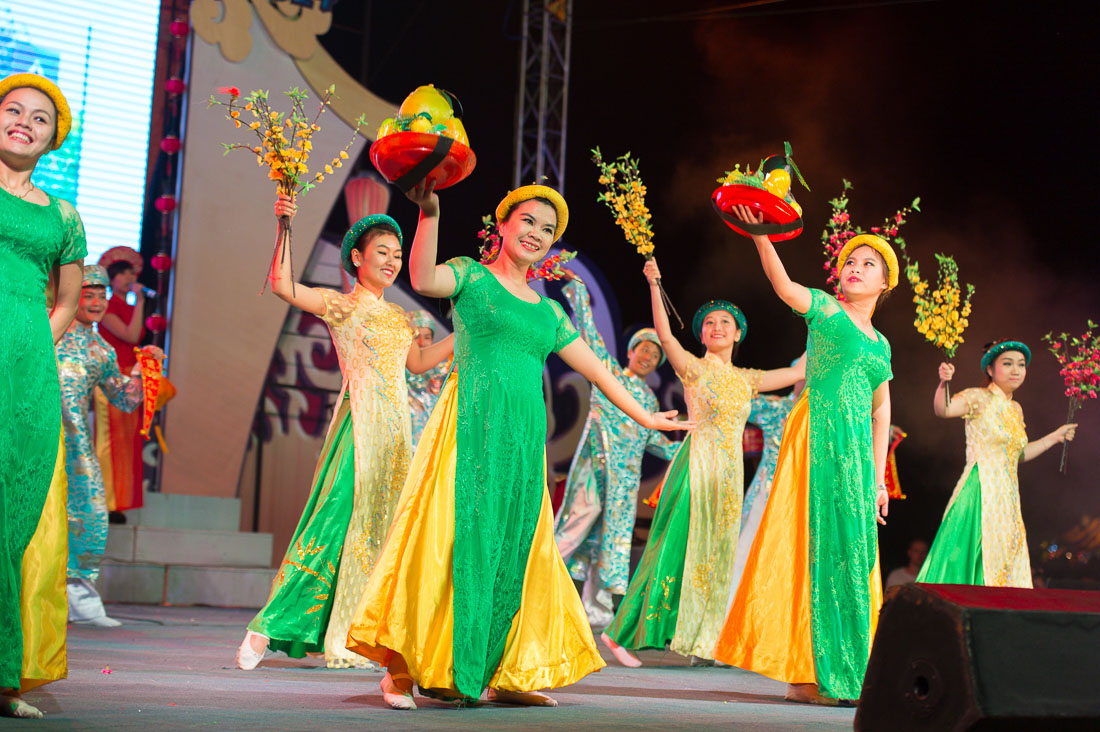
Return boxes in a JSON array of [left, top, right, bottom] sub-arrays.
[[146, 313, 168, 333], [343, 174, 391, 227], [165, 77, 186, 95], [169, 19, 189, 38], [151, 253, 173, 272], [155, 194, 177, 213], [161, 135, 181, 154]]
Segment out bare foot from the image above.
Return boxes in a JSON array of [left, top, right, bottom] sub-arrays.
[[601, 631, 642, 667], [1, 691, 44, 719], [785, 682, 838, 706], [487, 688, 557, 707]]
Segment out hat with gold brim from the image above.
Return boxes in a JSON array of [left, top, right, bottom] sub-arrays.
[[836, 234, 899, 291], [0, 73, 72, 150], [495, 185, 568, 242]]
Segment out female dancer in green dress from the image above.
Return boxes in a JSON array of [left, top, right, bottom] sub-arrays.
[[0, 73, 85, 719], [345, 182, 688, 710], [235, 194, 453, 670], [601, 257, 804, 667], [714, 211, 894, 705], [918, 343, 1076, 587]]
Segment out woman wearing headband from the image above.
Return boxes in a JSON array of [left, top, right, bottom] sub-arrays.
[[235, 194, 454, 671], [714, 213, 895, 705], [554, 273, 681, 628], [0, 73, 85, 719], [404, 309, 451, 449], [345, 182, 688, 710], [917, 341, 1077, 587], [601, 258, 804, 668]]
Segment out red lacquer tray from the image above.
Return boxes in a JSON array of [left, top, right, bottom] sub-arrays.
[[370, 131, 476, 192], [712, 183, 803, 242]]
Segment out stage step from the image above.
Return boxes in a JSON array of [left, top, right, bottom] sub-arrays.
[[126, 493, 241, 531], [105, 525, 272, 568], [98, 560, 276, 608]]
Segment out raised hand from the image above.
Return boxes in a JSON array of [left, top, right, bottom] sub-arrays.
[[643, 258, 662, 286], [938, 362, 955, 382], [404, 178, 439, 217], [274, 192, 298, 222], [732, 203, 766, 225]]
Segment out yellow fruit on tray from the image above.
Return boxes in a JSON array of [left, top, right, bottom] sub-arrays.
[[375, 117, 397, 139], [408, 116, 433, 134], [398, 84, 454, 124], [790, 199, 803, 216], [763, 168, 791, 199], [437, 117, 469, 146]]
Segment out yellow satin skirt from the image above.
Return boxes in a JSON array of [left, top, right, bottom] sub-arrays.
[[346, 373, 604, 692], [713, 392, 881, 683], [20, 430, 68, 692]]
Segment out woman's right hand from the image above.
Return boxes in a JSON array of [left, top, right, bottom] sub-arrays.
[[274, 193, 298, 222], [643, 258, 662, 286], [404, 179, 439, 217], [938, 362, 955, 382]]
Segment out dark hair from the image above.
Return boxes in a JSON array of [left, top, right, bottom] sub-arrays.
[[843, 244, 892, 305], [1, 87, 58, 144], [106, 261, 135, 281], [503, 196, 557, 225], [352, 222, 401, 260]]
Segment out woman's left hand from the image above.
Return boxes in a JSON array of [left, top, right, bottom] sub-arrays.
[[876, 487, 889, 525], [650, 410, 694, 432]]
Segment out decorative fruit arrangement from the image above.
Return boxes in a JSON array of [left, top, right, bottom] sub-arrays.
[[375, 85, 469, 146], [712, 142, 810, 242]]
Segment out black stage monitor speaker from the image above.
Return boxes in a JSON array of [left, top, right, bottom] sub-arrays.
[[855, 583, 1100, 732]]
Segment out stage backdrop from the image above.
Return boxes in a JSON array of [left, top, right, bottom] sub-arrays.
[[161, 0, 393, 497]]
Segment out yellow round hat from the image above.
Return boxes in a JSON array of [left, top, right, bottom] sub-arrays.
[[495, 185, 568, 242], [836, 234, 899, 291], [0, 73, 72, 150]]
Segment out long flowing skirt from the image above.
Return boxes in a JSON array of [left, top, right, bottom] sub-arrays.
[[20, 431, 68, 691], [714, 394, 882, 689], [917, 465, 985, 585], [345, 373, 604, 696]]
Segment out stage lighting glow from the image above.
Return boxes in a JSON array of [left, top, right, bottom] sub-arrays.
[[0, 1, 160, 264]]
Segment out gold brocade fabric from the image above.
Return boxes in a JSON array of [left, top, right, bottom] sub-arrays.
[[947, 386, 1031, 587], [671, 352, 761, 659], [345, 374, 605, 691], [20, 430, 68, 691], [317, 285, 415, 666], [714, 393, 882, 682]]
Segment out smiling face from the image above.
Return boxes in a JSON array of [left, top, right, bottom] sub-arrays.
[[75, 286, 108, 325], [0, 87, 56, 161], [627, 339, 662, 377], [839, 245, 889, 301], [700, 309, 741, 352], [351, 231, 402, 291], [986, 349, 1028, 394], [499, 199, 557, 267]]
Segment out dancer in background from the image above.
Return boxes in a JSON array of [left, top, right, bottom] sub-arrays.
[[0, 73, 85, 719], [96, 245, 148, 515], [554, 272, 680, 628], [917, 344, 1077, 587], [58, 265, 152, 627], [715, 221, 894, 705], [236, 195, 453, 670], [346, 183, 687, 710], [405, 309, 451, 449], [602, 258, 804, 668]]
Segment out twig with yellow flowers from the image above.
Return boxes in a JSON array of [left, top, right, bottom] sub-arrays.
[[591, 147, 683, 328], [208, 85, 367, 294]]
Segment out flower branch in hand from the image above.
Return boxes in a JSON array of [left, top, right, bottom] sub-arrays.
[[1042, 320, 1099, 473]]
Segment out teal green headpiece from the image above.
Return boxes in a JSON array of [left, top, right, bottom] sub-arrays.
[[407, 309, 435, 334], [980, 340, 1031, 374], [692, 300, 747, 344], [81, 264, 109, 288], [627, 327, 665, 367], [341, 214, 402, 276]]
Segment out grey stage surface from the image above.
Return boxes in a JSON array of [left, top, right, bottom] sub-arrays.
[[7, 604, 856, 731]]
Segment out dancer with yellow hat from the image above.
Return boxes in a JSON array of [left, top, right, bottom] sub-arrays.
[[0, 72, 85, 719], [345, 181, 688, 710], [714, 212, 895, 704], [235, 194, 453, 671], [601, 258, 804, 668]]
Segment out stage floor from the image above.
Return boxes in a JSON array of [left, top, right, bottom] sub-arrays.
[[14, 604, 856, 731]]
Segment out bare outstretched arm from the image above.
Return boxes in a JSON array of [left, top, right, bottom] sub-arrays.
[[404, 180, 457, 298], [729, 204, 811, 314], [269, 194, 326, 316], [407, 332, 454, 374], [642, 258, 690, 376]]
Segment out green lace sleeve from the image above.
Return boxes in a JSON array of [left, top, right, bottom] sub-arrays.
[[445, 256, 475, 300], [55, 198, 88, 265], [549, 298, 579, 353], [800, 288, 838, 325]]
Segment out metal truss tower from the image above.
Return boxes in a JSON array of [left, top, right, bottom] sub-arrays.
[[513, 0, 573, 193]]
